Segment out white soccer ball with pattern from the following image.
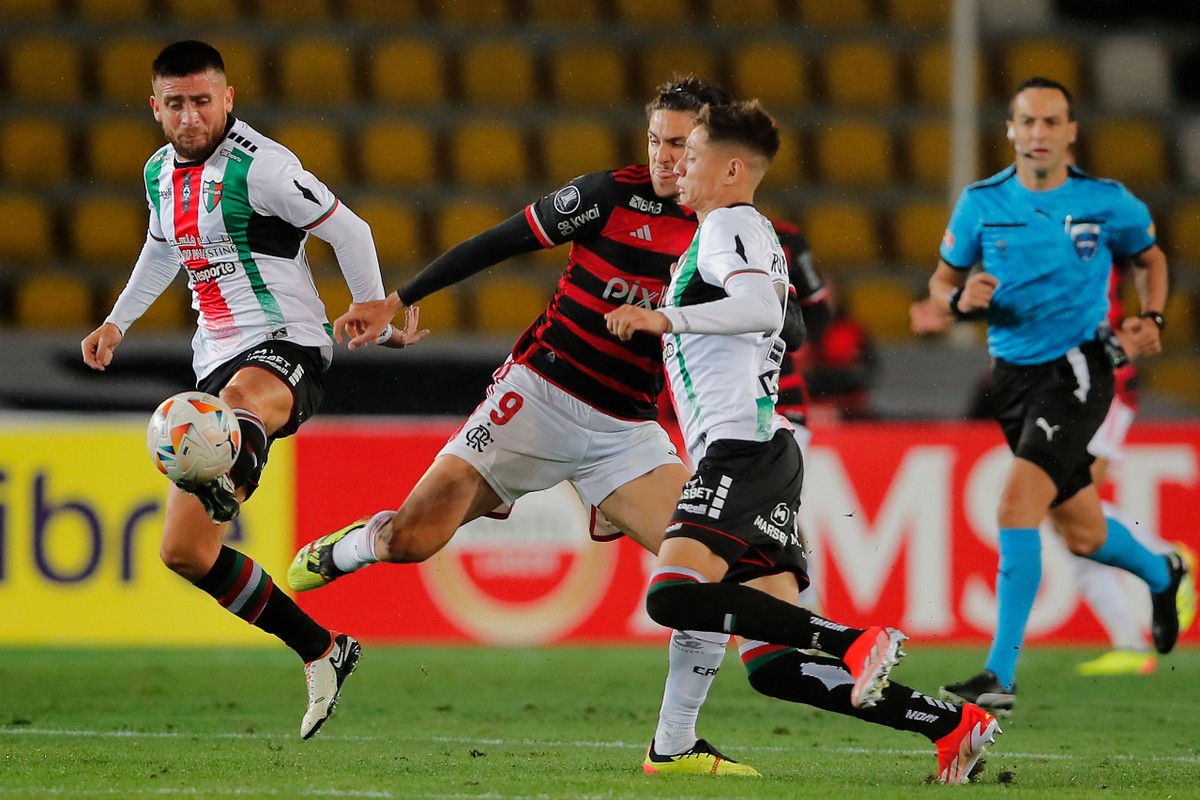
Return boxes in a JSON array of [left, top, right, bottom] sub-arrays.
[[146, 391, 241, 484]]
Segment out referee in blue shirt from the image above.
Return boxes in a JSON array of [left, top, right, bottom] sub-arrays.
[[929, 77, 1194, 715]]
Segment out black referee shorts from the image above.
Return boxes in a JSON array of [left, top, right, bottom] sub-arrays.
[[989, 338, 1114, 506]]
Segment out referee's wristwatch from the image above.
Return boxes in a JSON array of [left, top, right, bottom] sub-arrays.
[[1139, 311, 1165, 332]]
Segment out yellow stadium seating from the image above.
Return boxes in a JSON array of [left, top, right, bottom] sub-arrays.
[[710, 0, 779, 24], [1085, 119, 1166, 187], [429, 0, 511, 24], [1146, 356, 1200, 404], [548, 46, 627, 108], [358, 121, 439, 187], [102, 279, 190, 331], [206, 39, 267, 99], [407, 288, 463, 333], [815, 120, 895, 188], [96, 37, 163, 106], [450, 122, 529, 188], [1160, 291, 1195, 348], [270, 120, 347, 185], [884, 0, 951, 28], [434, 202, 507, 254], [8, 37, 83, 102], [278, 39, 356, 107], [731, 43, 810, 108], [541, 120, 620, 183], [613, 0, 691, 26], [353, 199, 424, 265], [525, 0, 603, 25], [0, 195, 54, 262], [75, 0, 151, 21], [165, 0, 244, 21], [844, 278, 915, 341], [474, 278, 551, 336], [314, 277, 354, 323], [88, 118, 165, 186], [637, 45, 718, 99], [1167, 200, 1200, 265], [0, 0, 59, 19], [70, 197, 147, 265], [460, 41, 537, 108], [912, 42, 985, 107], [1001, 40, 1081, 100], [803, 204, 881, 269], [792, 0, 874, 27], [0, 118, 71, 187], [904, 120, 951, 188], [759, 129, 804, 189], [893, 200, 951, 264], [823, 41, 901, 109], [251, 0, 331, 22], [370, 39, 447, 106], [15, 275, 94, 331]]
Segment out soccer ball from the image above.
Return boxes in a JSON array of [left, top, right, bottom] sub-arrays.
[[146, 391, 241, 484]]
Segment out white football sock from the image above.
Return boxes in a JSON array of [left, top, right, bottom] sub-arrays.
[[331, 510, 392, 572], [653, 628, 729, 755]]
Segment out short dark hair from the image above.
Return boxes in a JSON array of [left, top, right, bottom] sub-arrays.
[[695, 100, 780, 162], [152, 40, 225, 80], [645, 73, 732, 117], [1009, 76, 1073, 120]]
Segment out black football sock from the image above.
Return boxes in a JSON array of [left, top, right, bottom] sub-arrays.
[[228, 409, 270, 499], [646, 572, 863, 656], [194, 545, 331, 662], [740, 643, 960, 741]]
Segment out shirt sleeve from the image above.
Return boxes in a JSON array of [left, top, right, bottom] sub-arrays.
[[1107, 187, 1156, 256], [698, 210, 783, 288], [248, 149, 339, 230], [939, 189, 982, 269], [524, 171, 614, 248], [105, 234, 182, 334], [660, 270, 783, 335], [308, 202, 386, 303]]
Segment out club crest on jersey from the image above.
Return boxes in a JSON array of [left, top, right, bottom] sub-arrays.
[[1068, 222, 1100, 262], [203, 180, 223, 212]]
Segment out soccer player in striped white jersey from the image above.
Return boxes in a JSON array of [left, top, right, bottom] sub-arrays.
[[606, 101, 1000, 784], [80, 40, 424, 740]]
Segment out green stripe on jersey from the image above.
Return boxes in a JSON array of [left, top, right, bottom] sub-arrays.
[[144, 149, 169, 222], [755, 395, 773, 439], [671, 233, 704, 430], [220, 150, 286, 327]]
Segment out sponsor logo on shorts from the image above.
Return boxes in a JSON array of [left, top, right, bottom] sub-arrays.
[[288, 364, 305, 387], [463, 424, 494, 453], [246, 348, 294, 375]]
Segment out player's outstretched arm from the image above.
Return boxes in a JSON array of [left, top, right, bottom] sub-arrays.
[[81, 322, 124, 371], [606, 305, 671, 341], [334, 291, 405, 349]]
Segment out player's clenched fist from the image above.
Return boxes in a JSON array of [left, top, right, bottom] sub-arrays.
[[605, 305, 671, 341], [81, 322, 124, 371]]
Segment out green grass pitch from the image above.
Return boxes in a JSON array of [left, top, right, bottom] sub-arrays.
[[1, 645, 1197, 799]]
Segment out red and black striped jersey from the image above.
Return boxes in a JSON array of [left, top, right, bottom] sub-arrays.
[[515, 165, 697, 420], [771, 220, 828, 423]]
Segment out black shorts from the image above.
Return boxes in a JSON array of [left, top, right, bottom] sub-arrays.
[[990, 338, 1113, 506], [197, 341, 326, 440], [664, 429, 808, 587]]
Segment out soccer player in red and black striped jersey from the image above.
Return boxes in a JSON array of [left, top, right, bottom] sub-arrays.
[[289, 76, 767, 774]]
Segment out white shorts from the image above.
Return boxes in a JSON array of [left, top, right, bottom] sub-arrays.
[[1087, 395, 1136, 463], [440, 362, 683, 509]]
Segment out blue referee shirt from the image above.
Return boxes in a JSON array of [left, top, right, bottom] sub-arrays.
[[940, 165, 1156, 364]]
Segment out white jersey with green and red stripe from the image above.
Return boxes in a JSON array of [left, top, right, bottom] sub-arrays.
[[140, 118, 346, 379], [662, 205, 791, 462]]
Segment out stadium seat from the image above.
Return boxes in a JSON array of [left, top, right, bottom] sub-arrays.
[[474, 278, 551, 336], [892, 200, 951, 264], [1167, 200, 1200, 265], [369, 39, 447, 106], [1146, 356, 1200, 404], [434, 202, 507, 254], [0, 0, 59, 19], [1160, 291, 1195, 348], [96, 37, 163, 106], [345, 0, 424, 23], [88, 118, 165, 186], [1092, 37, 1171, 112], [823, 41, 901, 109], [70, 197, 147, 266], [0, 195, 54, 262], [637, 45, 718, 99], [314, 277, 353, 323], [709, 0, 778, 25], [428, 0, 512, 24], [541, 120, 620, 183], [548, 45, 627, 108], [802, 204, 881, 269], [904, 120, 951, 188], [815, 120, 895, 188], [1086, 119, 1166, 187], [250, 0, 331, 22], [15, 275, 94, 331], [1001, 40, 1081, 100], [358, 121, 439, 187], [278, 38, 356, 107], [613, 0, 691, 26], [912, 42, 985, 107], [206, 38, 266, 99], [8, 36, 83, 102], [730, 43, 810, 108], [450, 122, 529, 188], [305, 236, 335, 269], [844, 278, 915, 341], [0, 118, 71, 186], [75, 0, 151, 21], [165, 0, 245, 22], [270, 120, 348, 185], [884, 0, 950, 28], [408, 287, 463, 332], [525, 0, 602, 25], [759, 129, 804, 189], [460, 41, 537, 108], [101, 279, 189, 331], [352, 199, 424, 265], [791, 0, 874, 28]]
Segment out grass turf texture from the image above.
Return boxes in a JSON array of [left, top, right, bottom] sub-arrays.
[[1, 645, 1196, 799]]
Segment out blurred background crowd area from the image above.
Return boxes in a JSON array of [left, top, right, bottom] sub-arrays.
[[1, 0, 1198, 412]]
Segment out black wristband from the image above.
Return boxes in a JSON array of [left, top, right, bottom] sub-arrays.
[[948, 287, 969, 320], [1139, 311, 1165, 332]]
